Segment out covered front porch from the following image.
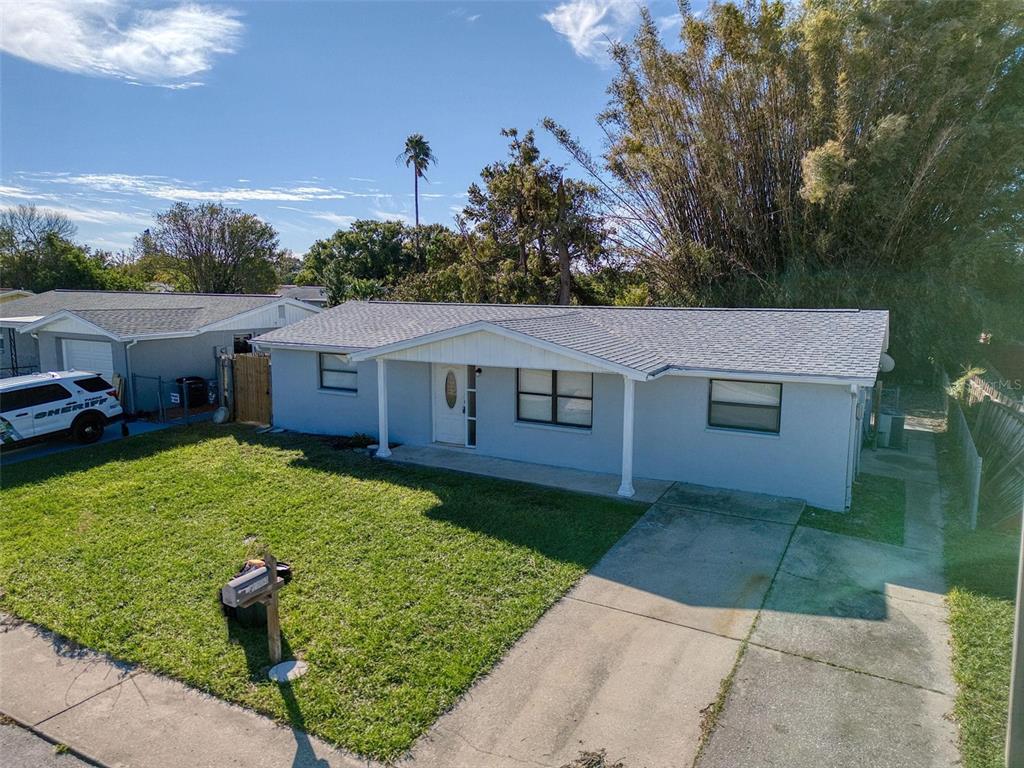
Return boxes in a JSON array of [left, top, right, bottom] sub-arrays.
[[355, 323, 648, 497], [383, 442, 672, 503]]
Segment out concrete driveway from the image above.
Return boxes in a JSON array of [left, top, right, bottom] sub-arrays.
[[698, 429, 959, 768], [0, 420, 167, 466], [408, 484, 803, 768]]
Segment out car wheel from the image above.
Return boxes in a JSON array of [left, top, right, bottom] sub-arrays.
[[72, 413, 105, 444]]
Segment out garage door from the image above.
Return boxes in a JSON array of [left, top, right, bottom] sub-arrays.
[[62, 339, 114, 380]]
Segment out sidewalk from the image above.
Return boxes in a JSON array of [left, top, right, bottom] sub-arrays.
[[0, 617, 377, 768]]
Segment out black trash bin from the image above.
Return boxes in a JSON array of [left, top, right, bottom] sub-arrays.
[[175, 376, 207, 408]]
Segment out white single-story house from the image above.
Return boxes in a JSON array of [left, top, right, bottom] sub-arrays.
[[0, 290, 320, 411], [253, 301, 889, 511], [275, 284, 329, 308]]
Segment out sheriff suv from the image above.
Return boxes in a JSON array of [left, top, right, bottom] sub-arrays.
[[0, 371, 124, 447]]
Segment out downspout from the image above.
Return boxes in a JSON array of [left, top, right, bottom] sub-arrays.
[[844, 384, 859, 510]]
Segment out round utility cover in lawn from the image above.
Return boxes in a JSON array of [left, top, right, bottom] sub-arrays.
[[268, 660, 308, 682]]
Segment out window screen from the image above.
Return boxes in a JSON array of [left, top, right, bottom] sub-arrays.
[[708, 380, 782, 433], [517, 369, 593, 428], [319, 353, 357, 392]]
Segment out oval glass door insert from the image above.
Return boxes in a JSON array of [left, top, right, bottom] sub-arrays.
[[445, 371, 457, 408]]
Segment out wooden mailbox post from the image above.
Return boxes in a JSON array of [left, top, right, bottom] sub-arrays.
[[221, 549, 288, 666]]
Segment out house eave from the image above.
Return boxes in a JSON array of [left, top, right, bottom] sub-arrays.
[[650, 366, 875, 387], [347, 320, 649, 380]]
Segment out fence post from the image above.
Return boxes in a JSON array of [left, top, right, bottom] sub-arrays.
[[157, 376, 165, 423], [183, 379, 190, 426], [1007, 520, 1024, 767], [969, 456, 982, 530]]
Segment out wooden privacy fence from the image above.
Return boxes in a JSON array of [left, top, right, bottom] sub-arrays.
[[973, 399, 1024, 529], [966, 375, 1024, 415], [230, 353, 272, 425]]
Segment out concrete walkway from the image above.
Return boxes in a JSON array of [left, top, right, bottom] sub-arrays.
[[698, 427, 960, 768], [385, 444, 673, 503]]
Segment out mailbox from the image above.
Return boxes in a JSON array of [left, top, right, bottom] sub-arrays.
[[220, 550, 295, 674], [221, 566, 271, 608]]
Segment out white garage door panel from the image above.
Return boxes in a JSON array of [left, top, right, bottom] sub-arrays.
[[62, 339, 114, 380]]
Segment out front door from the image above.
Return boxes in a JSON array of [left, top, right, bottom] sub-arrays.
[[432, 364, 466, 445]]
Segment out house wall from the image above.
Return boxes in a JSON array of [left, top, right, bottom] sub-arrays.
[[270, 348, 432, 445], [633, 375, 854, 510], [37, 331, 128, 378], [36, 328, 277, 413], [1, 328, 40, 376], [268, 350, 857, 510]]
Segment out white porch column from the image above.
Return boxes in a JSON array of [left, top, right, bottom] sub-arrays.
[[375, 358, 392, 458], [618, 376, 635, 498]]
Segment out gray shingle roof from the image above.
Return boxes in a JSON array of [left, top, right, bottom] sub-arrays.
[[0, 290, 286, 336], [254, 301, 889, 381], [276, 285, 327, 303]]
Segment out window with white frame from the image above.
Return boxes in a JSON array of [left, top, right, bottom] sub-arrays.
[[517, 369, 593, 428], [319, 353, 358, 392], [708, 379, 782, 433]]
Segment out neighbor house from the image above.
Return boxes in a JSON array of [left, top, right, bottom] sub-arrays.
[[0, 290, 320, 411], [253, 301, 888, 511], [275, 284, 329, 308]]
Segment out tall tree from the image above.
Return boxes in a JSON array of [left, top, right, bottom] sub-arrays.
[[461, 129, 606, 304], [0, 206, 143, 292], [0, 205, 76, 249], [398, 134, 437, 264], [548, 0, 1024, 366], [137, 203, 282, 294]]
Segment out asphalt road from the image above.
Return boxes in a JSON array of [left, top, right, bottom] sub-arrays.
[[0, 721, 97, 768]]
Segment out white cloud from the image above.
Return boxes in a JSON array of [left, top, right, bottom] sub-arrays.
[[49, 205, 152, 227], [370, 209, 412, 225], [542, 0, 639, 61], [0, 1, 243, 88], [278, 206, 358, 228], [449, 7, 482, 23], [37, 173, 361, 202]]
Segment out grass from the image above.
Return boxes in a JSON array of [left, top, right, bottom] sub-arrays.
[[798, 472, 906, 545], [937, 430, 1019, 768], [0, 424, 644, 760]]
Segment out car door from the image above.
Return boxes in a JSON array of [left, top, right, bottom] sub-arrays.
[[26, 383, 76, 438], [0, 387, 35, 444]]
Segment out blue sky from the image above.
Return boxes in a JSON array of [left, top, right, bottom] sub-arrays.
[[0, 1, 689, 256]]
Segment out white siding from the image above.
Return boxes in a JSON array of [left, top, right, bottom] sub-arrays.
[[207, 301, 318, 331], [381, 330, 608, 373]]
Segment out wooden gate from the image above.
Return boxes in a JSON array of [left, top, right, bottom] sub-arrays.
[[233, 353, 272, 424]]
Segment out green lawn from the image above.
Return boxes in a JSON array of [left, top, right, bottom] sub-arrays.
[[0, 425, 643, 760], [798, 473, 906, 545], [938, 433, 1019, 768]]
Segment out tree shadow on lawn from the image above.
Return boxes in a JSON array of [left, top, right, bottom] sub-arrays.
[[227, 620, 330, 768], [244, 431, 913, 624], [238, 430, 647, 571], [0, 423, 217, 492]]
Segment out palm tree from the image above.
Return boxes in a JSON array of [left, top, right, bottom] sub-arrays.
[[398, 134, 436, 265]]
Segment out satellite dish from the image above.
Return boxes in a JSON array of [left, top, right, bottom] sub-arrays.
[[879, 352, 896, 373]]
